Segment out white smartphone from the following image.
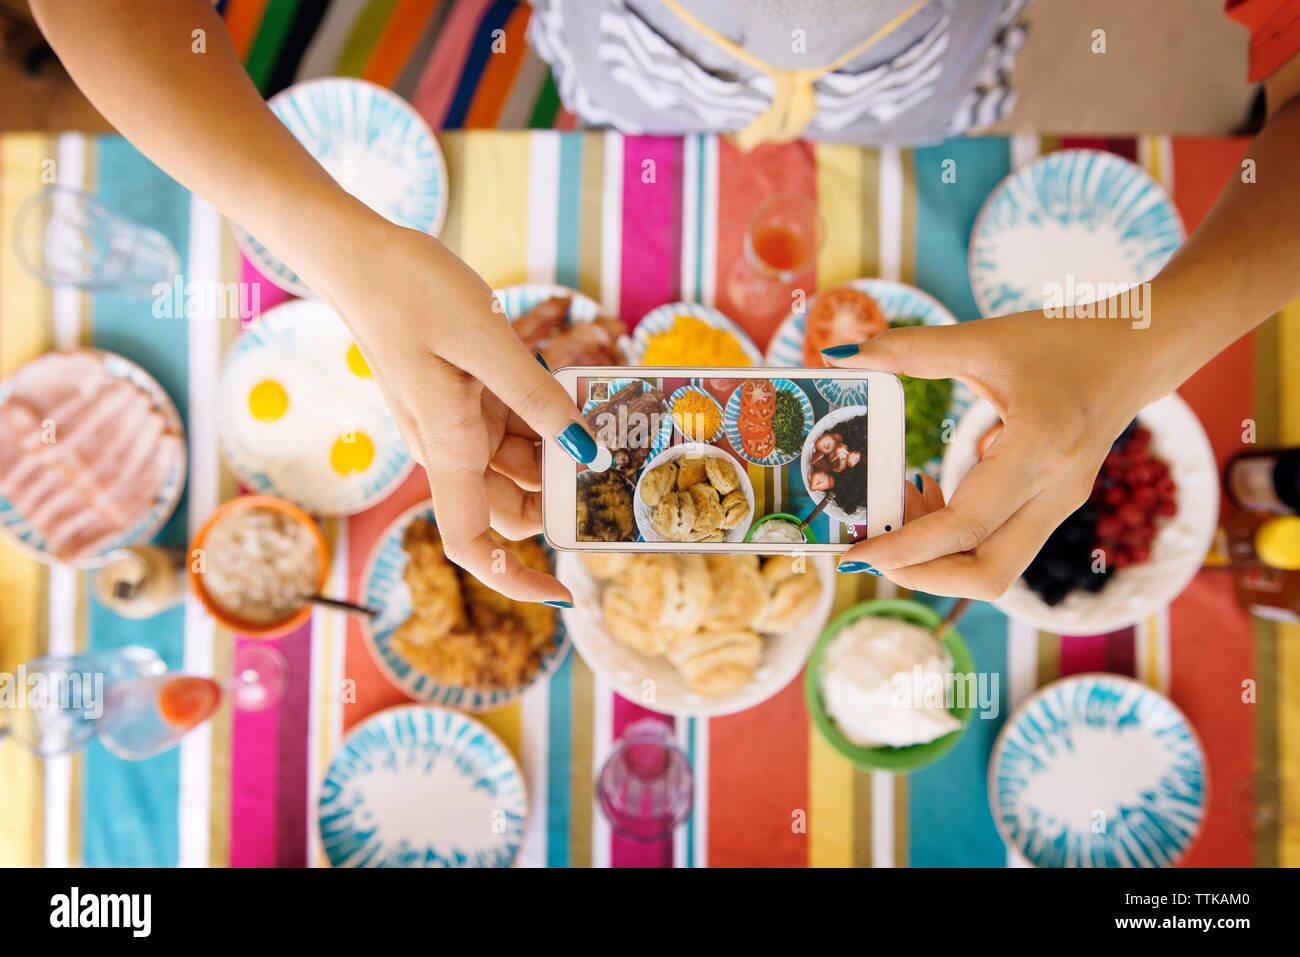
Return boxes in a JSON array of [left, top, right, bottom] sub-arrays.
[[542, 367, 905, 553]]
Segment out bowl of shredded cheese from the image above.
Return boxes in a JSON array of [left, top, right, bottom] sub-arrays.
[[668, 385, 724, 443], [632, 303, 762, 367]]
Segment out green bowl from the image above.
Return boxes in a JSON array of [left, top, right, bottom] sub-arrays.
[[745, 512, 817, 545], [805, 598, 974, 773]]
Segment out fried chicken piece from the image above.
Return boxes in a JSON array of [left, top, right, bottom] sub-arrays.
[[512, 296, 571, 349], [577, 469, 636, 542], [401, 519, 466, 635]]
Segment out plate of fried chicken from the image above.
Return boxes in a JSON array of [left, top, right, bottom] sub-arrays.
[[360, 502, 569, 711], [499, 284, 632, 367]]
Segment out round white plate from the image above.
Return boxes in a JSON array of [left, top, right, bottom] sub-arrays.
[[557, 552, 835, 718], [232, 77, 448, 297], [318, 704, 527, 868], [0, 349, 187, 568], [630, 301, 762, 366], [990, 674, 1207, 868], [968, 149, 1184, 318], [765, 278, 973, 474], [632, 442, 755, 544], [359, 501, 570, 711], [939, 394, 1218, 633], [216, 299, 413, 516], [723, 377, 813, 467], [801, 405, 869, 526]]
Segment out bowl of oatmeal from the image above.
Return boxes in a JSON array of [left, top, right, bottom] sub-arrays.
[[189, 494, 329, 637]]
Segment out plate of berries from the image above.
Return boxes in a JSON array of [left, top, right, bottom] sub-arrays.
[[939, 394, 1219, 633]]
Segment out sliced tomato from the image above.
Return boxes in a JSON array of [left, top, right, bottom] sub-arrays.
[[737, 412, 771, 440], [740, 379, 776, 414], [742, 430, 776, 457], [803, 287, 889, 366]]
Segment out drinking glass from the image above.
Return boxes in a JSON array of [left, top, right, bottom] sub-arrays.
[[96, 645, 287, 761], [744, 193, 824, 282], [596, 719, 694, 842], [724, 192, 824, 322], [0, 646, 165, 758], [13, 186, 180, 296]]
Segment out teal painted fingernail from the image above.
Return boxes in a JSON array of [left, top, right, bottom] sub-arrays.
[[913, 474, 924, 492], [543, 600, 573, 609], [536, 352, 549, 371], [820, 343, 860, 358], [837, 560, 881, 576], [557, 423, 597, 464]]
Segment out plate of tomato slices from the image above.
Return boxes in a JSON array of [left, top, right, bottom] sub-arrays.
[[765, 279, 959, 402], [724, 378, 814, 467]]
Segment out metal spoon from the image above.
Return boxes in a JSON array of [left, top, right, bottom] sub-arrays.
[[305, 595, 379, 619]]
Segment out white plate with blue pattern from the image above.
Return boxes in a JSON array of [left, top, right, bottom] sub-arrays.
[[630, 301, 762, 366], [360, 501, 570, 711], [968, 149, 1184, 318], [989, 673, 1207, 868], [0, 349, 186, 568], [216, 299, 413, 516], [722, 377, 813, 467], [232, 77, 448, 297], [765, 278, 973, 475], [667, 384, 724, 444], [318, 704, 526, 868]]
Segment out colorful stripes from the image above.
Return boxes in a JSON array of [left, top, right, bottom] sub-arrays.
[[3, 127, 1300, 868], [226, 0, 559, 128]]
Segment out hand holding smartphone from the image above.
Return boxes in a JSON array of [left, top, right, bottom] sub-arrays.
[[542, 367, 905, 553]]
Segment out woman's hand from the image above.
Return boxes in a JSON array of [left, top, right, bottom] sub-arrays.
[[309, 222, 599, 605], [825, 308, 1177, 600]]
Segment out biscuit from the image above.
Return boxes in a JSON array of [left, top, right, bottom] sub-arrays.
[[638, 461, 677, 506], [675, 455, 707, 489], [705, 456, 739, 495]]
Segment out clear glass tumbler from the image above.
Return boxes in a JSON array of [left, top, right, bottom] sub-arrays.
[[13, 185, 180, 296]]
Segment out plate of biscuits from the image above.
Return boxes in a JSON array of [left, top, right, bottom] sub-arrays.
[[633, 443, 755, 543], [557, 551, 834, 717]]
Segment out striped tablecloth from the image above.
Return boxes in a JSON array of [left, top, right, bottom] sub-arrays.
[[1, 130, 1298, 868]]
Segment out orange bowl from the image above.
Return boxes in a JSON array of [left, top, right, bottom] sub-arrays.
[[188, 494, 329, 639]]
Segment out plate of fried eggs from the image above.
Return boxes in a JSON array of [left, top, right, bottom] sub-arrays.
[[216, 300, 413, 516]]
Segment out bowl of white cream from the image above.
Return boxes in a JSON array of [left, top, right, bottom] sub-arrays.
[[805, 599, 974, 771], [745, 512, 817, 546]]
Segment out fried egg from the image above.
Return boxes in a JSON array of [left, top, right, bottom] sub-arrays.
[[217, 302, 410, 514]]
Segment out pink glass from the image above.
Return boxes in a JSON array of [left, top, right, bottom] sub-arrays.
[[596, 719, 693, 842]]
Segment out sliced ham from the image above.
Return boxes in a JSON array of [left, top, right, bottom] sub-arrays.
[[1, 351, 181, 562], [100, 432, 181, 527]]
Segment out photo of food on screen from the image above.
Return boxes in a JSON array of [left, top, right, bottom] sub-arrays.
[[574, 376, 869, 545]]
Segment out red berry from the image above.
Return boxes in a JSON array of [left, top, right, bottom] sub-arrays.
[[1130, 465, 1154, 486], [1133, 486, 1158, 509], [1114, 549, 1133, 569], [1119, 503, 1146, 527], [1157, 500, 1177, 517], [1134, 427, 1152, 445], [1131, 544, 1151, 563], [1097, 514, 1124, 540], [1150, 460, 1169, 480], [1104, 486, 1127, 507]]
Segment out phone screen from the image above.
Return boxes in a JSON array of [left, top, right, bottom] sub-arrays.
[[574, 374, 871, 546]]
